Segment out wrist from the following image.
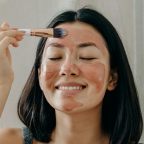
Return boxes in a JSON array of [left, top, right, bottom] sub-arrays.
[[0, 75, 14, 87], [0, 81, 13, 117]]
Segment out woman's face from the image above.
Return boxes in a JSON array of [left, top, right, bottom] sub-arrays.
[[39, 22, 111, 113]]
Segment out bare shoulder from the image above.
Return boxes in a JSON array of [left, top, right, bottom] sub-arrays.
[[0, 128, 23, 144]]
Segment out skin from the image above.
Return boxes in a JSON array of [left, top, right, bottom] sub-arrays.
[[0, 22, 24, 117], [0, 22, 25, 144], [39, 22, 110, 113], [0, 21, 117, 144], [38, 22, 115, 144]]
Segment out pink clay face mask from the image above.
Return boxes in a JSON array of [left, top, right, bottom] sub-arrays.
[[40, 22, 110, 112]]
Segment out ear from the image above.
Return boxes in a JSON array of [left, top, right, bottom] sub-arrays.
[[107, 70, 118, 91]]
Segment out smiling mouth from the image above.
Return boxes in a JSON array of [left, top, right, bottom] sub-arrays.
[[55, 85, 87, 90]]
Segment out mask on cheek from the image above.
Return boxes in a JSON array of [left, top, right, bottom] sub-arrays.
[[39, 63, 58, 93], [79, 62, 106, 93]]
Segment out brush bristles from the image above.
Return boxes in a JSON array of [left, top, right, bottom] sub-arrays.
[[53, 28, 68, 38]]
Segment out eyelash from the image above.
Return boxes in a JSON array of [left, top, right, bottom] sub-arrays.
[[48, 57, 62, 61], [48, 57, 96, 61], [79, 57, 96, 60]]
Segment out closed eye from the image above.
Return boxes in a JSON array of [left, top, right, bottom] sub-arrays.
[[48, 57, 62, 61], [79, 57, 97, 60], [48, 57, 97, 61]]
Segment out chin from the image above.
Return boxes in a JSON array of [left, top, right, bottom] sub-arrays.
[[52, 100, 83, 113]]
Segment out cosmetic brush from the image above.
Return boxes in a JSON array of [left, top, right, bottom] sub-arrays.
[[17, 28, 68, 38]]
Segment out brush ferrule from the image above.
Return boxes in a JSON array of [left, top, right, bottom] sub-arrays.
[[18, 29, 31, 35]]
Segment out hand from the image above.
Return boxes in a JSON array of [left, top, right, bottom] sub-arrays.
[[0, 22, 24, 85]]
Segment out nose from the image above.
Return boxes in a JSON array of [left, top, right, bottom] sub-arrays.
[[59, 58, 80, 77]]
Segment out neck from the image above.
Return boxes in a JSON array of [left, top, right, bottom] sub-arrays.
[[51, 108, 109, 144]]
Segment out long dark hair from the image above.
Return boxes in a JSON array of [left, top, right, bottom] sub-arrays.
[[17, 8, 143, 143]]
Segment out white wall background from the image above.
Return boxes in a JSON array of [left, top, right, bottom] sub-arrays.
[[0, 0, 143, 142]]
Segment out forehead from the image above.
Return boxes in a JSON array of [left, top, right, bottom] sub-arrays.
[[45, 22, 107, 53]]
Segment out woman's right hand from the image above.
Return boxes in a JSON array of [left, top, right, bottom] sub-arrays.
[[0, 22, 24, 85], [0, 22, 24, 116]]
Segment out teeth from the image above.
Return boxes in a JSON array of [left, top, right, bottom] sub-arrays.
[[58, 86, 83, 90]]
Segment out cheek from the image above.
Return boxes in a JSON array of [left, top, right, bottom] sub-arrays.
[[80, 62, 106, 92], [40, 64, 58, 90]]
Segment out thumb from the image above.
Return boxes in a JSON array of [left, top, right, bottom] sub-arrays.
[[1, 22, 10, 30]]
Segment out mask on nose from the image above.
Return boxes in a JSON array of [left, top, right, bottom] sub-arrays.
[[41, 56, 81, 76]]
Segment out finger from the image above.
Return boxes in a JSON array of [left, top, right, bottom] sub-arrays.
[[12, 41, 19, 47], [0, 22, 10, 30], [15, 35, 24, 41], [0, 36, 18, 51], [0, 37, 18, 65], [0, 30, 24, 41]]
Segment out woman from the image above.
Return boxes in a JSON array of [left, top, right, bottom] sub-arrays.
[[0, 8, 143, 144]]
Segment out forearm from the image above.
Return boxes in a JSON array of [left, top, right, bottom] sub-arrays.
[[0, 83, 12, 117]]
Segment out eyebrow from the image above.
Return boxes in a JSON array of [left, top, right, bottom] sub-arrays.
[[78, 42, 97, 48], [46, 43, 64, 48], [46, 42, 98, 49]]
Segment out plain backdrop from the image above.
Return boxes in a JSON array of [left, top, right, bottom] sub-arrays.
[[0, 0, 143, 142]]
